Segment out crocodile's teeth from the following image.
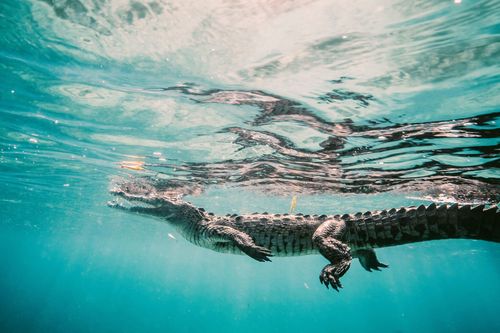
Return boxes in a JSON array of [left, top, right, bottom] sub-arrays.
[[108, 197, 157, 209]]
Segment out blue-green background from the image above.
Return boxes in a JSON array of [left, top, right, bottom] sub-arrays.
[[1, 1, 499, 332]]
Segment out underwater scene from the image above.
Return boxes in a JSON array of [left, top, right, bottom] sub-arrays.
[[1, 1, 499, 332]]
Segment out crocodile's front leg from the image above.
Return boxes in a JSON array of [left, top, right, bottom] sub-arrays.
[[312, 219, 352, 291], [204, 224, 273, 262]]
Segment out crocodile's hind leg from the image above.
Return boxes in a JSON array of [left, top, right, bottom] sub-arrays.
[[312, 219, 352, 291], [354, 249, 388, 272], [205, 225, 272, 262]]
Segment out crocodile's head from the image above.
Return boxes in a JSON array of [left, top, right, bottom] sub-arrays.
[[108, 177, 204, 224]]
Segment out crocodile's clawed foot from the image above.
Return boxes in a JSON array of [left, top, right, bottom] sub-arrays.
[[319, 261, 351, 291], [239, 244, 273, 262], [206, 225, 273, 262], [356, 249, 388, 272]]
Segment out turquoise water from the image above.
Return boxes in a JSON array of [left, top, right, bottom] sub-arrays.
[[1, 1, 500, 332]]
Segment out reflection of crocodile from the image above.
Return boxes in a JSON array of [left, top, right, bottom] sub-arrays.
[[148, 84, 500, 202], [109, 179, 499, 291]]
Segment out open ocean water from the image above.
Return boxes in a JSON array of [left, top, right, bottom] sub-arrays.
[[1, 1, 499, 332]]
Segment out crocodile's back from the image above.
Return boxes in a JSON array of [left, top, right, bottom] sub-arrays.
[[213, 213, 322, 256]]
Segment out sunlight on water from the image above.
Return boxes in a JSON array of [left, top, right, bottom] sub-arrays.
[[1, 0, 499, 332]]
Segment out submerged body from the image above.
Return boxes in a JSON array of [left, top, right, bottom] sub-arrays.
[[109, 179, 499, 291], [189, 204, 500, 256]]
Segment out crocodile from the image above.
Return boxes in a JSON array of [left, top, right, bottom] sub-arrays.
[[108, 179, 499, 291]]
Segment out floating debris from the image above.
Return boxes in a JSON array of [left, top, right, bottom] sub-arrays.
[[168, 233, 177, 240], [120, 160, 145, 171], [289, 195, 297, 214]]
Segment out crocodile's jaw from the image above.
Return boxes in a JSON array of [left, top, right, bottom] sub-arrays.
[[108, 187, 162, 216], [108, 179, 184, 220]]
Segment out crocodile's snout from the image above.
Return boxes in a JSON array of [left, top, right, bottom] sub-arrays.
[[108, 177, 166, 210], [110, 177, 157, 196]]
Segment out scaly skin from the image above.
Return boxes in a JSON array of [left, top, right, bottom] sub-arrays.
[[109, 179, 499, 291]]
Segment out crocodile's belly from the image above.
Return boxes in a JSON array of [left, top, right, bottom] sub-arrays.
[[220, 217, 320, 257], [209, 236, 318, 257]]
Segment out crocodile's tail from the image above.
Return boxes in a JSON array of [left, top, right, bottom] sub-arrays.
[[346, 203, 500, 249], [453, 204, 500, 242]]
